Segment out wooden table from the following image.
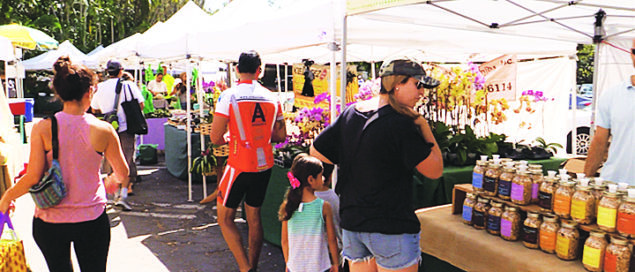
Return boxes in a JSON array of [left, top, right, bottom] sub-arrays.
[[416, 205, 586, 272]]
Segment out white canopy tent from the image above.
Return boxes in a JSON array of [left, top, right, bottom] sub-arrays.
[[339, 0, 634, 155], [23, 40, 88, 70]]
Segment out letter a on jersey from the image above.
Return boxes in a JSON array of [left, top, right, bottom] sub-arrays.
[[252, 103, 266, 123]]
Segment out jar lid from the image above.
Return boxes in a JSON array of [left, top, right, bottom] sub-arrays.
[[561, 220, 577, 228], [544, 177, 557, 183], [491, 201, 504, 207], [527, 212, 540, 218], [516, 170, 530, 175], [589, 230, 606, 238], [543, 214, 558, 222], [478, 198, 490, 203], [603, 191, 620, 197], [506, 206, 518, 212], [560, 181, 575, 187], [489, 163, 502, 169], [476, 160, 487, 166], [503, 167, 516, 172], [500, 158, 513, 163], [611, 235, 628, 245], [529, 169, 543, 175], [592, 184, 606, 190], [577, 186, 591, 191]]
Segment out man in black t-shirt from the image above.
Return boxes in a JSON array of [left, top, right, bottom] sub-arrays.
[[311, 59, 443, 272]]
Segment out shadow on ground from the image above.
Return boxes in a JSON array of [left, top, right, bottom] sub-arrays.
[[107, 155, 285, 272]]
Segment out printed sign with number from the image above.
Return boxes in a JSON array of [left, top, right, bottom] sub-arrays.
[[479, 55, 517, 101]]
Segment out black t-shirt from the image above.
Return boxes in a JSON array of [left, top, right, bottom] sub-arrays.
[[313, 104, 432, 234]]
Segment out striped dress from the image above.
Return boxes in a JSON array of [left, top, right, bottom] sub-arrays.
[[287, 198, 331, 272]]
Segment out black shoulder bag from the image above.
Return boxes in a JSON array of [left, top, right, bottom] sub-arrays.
[[121, 84, 148, 135]]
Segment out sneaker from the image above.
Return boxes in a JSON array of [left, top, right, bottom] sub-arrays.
[[116, 198, 132, 211]]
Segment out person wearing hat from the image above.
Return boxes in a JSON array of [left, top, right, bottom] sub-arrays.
[[90, 60, 144, 211], [311, 59, 443, 271]]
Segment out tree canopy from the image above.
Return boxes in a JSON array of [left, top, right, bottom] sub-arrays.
[[0, 0, 208, 56]]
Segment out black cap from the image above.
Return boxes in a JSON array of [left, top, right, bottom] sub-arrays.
[[379, 59, 440, 89], [106, 60, 123, 72]]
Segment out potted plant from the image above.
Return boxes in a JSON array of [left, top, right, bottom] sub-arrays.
[[190, 143, 217, 176]]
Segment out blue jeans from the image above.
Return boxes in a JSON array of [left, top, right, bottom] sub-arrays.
[[342, 229, 420, 270]]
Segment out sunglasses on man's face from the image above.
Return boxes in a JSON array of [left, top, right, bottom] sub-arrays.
[[416, 81, 425, 90], [632, 48, 635, 55]]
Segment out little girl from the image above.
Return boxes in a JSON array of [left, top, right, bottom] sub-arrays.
[[279, 154, 340, 272]]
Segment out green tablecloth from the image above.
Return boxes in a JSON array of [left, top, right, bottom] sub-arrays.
[[261, 158, 567, 247], [164, 124, 210, 182], [412, 158, 567, 209]]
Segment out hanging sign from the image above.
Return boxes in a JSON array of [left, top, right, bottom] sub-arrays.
[[479, 54, 517, 101]]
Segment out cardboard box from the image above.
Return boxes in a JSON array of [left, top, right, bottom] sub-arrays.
[[563, 157, 601, 176]]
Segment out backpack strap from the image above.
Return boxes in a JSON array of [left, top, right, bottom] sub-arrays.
[[50, 115, 59, 160], [111, 79, 123, 114]]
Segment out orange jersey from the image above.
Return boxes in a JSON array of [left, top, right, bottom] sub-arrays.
[[214, 80, 283, 172]]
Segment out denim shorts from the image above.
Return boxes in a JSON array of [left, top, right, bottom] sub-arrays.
[[342, 229, 421, 270]]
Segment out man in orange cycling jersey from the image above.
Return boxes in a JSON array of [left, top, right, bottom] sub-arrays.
[[210, 50, 287, 272]]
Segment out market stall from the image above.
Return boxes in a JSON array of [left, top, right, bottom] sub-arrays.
[[260, 158, 566, 247]]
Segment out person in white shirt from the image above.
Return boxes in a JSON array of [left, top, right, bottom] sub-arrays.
[[147, 73, 168, 96], [90, 60, 144, 211]]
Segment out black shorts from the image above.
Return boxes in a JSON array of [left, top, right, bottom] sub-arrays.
[[222, 168, 272, 209]]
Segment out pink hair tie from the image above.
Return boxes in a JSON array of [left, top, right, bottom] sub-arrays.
[[287, 172, 301, 189]]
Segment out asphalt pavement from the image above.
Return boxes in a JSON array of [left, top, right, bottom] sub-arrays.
[[9, 152, 286, 272]]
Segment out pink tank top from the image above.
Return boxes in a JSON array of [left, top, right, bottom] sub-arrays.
[[34, 112, 106, 223]]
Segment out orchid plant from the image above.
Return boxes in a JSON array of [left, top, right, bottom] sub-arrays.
[[274, 78, 380, 166]]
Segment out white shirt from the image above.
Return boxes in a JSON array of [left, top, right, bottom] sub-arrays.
[[595, 81, 635, 184], [91, 78, 144, 133], [147, 80, 168, 95]]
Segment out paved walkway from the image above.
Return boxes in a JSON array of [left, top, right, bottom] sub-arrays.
[[8, 141, 285, 271]]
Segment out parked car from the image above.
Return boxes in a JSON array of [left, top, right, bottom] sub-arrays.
[[566, 103, 592, 155], [578, 83, 593, 98]]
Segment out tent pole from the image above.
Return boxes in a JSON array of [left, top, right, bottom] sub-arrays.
[[276, 64, 282, 92], [285, 63, 288, 93], [590, 10, 606, 139], [371, 61, 376, 79], [340, 15, 347, 112], [187, 62, 193, 202], [197, 61, 207, 199], [329, 45, 337, 128]]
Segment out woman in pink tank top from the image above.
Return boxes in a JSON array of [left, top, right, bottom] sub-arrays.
[[0, 56, 129, 272]]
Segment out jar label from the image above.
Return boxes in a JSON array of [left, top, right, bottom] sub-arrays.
[[483, 176, 497, 193], [553, 194, 571, 215], [501, 219, 512, 237], [598, 206, 617, 229], [487, 215, 501, 232], [539, 230, 556, 251], [472, 172, 483, 189], [462, 206, 473, 222], [499, 180, 511, 197], [571, 199, 587, 220], [521, 225, 538, 244], [473, 210, 485, 228], [511, 183, 525, 201], [582, 245, 602, 269], [617, 211, 635, 235], [531, 183, 539, 201], [538, 191, 552, 209], [604, 251, 617, 272], [556, 235, 570, 257]]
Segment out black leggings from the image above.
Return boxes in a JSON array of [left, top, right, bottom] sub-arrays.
[[32, 210, 110, 272]]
